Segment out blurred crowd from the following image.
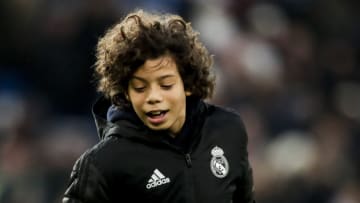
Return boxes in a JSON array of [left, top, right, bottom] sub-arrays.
[[1, 0, 359, 202]]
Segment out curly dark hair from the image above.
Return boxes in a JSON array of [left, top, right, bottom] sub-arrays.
[[94, 9, 215, 107]]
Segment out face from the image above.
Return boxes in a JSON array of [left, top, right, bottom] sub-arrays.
[[127, 55, 191, 134]]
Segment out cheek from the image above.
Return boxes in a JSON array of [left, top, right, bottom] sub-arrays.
[[128, 93, 145, 107], [167, 90, 187, 106]]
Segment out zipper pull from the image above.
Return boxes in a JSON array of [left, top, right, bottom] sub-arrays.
[[185, 153, 192, 168]]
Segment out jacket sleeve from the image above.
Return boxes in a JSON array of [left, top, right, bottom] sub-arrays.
[[233, 116, 256, 203], [233, 163, 255, 203], [62, 150, 111, 203]]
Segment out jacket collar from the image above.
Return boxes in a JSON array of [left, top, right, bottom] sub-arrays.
[[92, 96, 207, 152]]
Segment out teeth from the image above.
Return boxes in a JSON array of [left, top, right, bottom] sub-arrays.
[[149, 111, 162, 116]]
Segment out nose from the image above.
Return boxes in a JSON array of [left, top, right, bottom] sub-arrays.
[[146, 87, 163, 104]]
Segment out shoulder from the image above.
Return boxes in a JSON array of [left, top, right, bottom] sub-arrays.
[[73, 136, 120, 170], [205, 103, 246, 129], [83, 136, 118, 158], [202, 103, 248, 143]]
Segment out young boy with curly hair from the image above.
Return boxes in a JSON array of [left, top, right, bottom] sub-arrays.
[[63, 9, 255, 203]]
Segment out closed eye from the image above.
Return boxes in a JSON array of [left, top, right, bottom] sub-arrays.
[[133, 87, 146, 92], [161, 84, 173, 90]]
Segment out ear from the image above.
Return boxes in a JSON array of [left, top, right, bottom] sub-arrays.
[[125, 93, 130, 101], [185, 91, 192, 96]]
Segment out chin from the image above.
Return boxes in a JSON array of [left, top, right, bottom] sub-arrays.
[[147, 124, 169, 131]]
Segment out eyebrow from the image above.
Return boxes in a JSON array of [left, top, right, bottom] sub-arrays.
[[131, 74, 176, 82]]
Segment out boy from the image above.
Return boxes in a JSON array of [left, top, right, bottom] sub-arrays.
[[63, 9, 255, 203]]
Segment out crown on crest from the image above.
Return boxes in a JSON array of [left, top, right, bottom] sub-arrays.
[[211, 146, 224, 156]]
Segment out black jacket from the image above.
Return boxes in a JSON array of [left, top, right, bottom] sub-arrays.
[[62, 97, 255, 203]]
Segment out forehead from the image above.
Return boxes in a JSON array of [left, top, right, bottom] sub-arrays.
[[133, 55, 179, 78]]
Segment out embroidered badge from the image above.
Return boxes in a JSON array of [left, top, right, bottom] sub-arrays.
[[210, 146, 229, 178]]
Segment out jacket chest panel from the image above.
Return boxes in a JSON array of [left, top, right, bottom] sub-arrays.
[[106, 142, 238, 202]]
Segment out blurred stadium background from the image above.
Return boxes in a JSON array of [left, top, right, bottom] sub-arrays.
[[1, 0, 359, 202]]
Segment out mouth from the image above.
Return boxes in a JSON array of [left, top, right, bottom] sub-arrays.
[[146, 110, 169, 117], [145, 110, 169, 124]]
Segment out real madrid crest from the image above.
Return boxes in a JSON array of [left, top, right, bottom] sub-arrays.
[[210, 146, 229, 178]]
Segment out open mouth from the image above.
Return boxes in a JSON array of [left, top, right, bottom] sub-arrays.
[[145, 110, 169, 124], [146, 110, 169, 118]]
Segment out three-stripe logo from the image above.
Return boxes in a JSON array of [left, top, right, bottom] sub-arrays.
[[146, 169, 171, 189]]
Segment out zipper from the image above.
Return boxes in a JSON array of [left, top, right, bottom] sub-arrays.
[[184, 153, 192, 168], [184, 153, 196, 202], [151, 135, 193, 168]]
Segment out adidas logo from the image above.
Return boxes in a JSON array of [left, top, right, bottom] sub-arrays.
[[146, 169, 171, 189]]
